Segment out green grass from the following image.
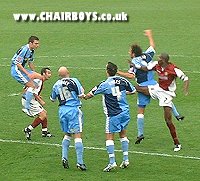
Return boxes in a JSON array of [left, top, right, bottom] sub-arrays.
[[0, 0, 200, 180]]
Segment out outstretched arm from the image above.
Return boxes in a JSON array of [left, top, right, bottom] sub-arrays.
[[144, 29, 155, 49], [84, 93, 93, 100], [117, 70, 135, 79]]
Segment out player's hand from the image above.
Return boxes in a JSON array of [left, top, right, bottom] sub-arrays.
[[144, 29, 152, 37]]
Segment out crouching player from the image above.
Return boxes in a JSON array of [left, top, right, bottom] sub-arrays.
[[23, 67, 53, 140]]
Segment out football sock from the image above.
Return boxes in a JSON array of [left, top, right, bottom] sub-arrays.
[[62, 135, 71, 160], [171, 102, 179, 117], [42, 128, 47, 132], [75, 138, 84, 164], [137, 114, 144, 137], [106, 140, 115, 164], [166, 122, 180, 145], [25, 87, 34, 110], [31, 117, 42, 128], [27, 125, 34, 131], [120, 137, 129, 161]]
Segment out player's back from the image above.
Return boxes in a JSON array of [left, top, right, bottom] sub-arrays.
[[93, 76, 135, 116], [51, 78, 83, 107], [132, 46, 157, 86], [11, 44, 34, 67]]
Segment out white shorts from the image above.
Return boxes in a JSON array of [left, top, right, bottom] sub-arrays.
[[22, 97, 44, 116], [148, 84, 176, 107]]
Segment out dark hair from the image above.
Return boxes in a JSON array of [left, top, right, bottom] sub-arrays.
[[106, 62, 117, 76], [28, 36, 39, 43], [130, 44, 142, 57], [159, 53, 170, 62], [41, 67, 51, 75]]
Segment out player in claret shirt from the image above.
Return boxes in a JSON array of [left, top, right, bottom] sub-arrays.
[[23, 67, 53, 140], [135, 53, 189, 152]]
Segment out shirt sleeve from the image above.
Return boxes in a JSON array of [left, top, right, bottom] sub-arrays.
[[145, 46, 156, 61], [73, 78, 85, 97], [174, 68, 189, 81], [147, 61, 158, 70]]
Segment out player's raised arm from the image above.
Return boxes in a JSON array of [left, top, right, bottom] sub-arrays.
[[144, 29, 155, 49]]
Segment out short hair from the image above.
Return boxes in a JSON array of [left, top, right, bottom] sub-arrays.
[[159, 53, 170, 62], [130, 44, 142, 57], [41, 67, 51, 75], [106, 62, 118, 76], [28, 36, 39, 43]]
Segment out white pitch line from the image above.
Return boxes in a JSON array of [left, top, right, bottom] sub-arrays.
[[8, 92, 21, 97], [0, 138, 199, 160], [1, 64, 200, 74], [2, 54, 200, 59]]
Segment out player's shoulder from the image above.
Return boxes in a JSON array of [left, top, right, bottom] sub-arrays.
[[132, 56, 142, 63], [115, 75, 128, 81], [21, 44, 29, 51], [113, 76, 132, 85], [53, 79, 62, 87], [98, 79, 106, 86], [69, 77, 82, 85], [145, 46, 156, 53], [167, 63, 177, 69]]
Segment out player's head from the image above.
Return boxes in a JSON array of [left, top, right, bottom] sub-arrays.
[[58, 66, 70, 78], [28, 36, 39, 50], [129, 44, 142, 58], [106, 62, 118, 76], [41, 67, 52, 80], [158, 53, 170, 66]]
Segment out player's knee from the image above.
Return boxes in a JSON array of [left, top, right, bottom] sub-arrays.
[[120, 137, 129, 143], [63, 135, 72, 141], [106, 140, 114, 146], [74, 138, 82, 143], [137, 114, 144, 119], [39, 111, 47, 120]]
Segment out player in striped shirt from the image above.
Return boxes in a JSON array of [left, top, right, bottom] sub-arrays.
[[11, 36, 42, 114], [50, 67, 87, 171], [117, 30, 184, 145], [85, 62, 136, 172]]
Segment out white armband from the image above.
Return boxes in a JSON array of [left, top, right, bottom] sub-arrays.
[[147, 61, 158, 70]]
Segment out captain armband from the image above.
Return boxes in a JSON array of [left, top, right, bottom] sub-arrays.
[[180, 75, 189, 81]]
